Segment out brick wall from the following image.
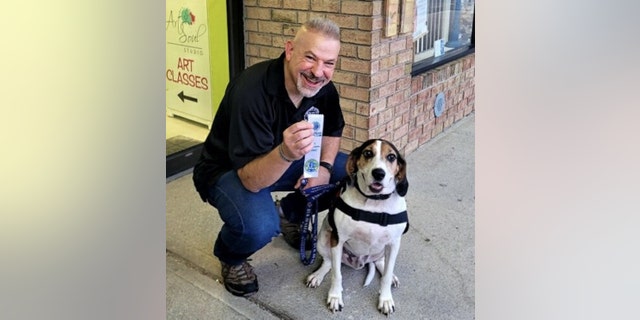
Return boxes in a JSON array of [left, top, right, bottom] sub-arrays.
[[243, 0, 475, 156]]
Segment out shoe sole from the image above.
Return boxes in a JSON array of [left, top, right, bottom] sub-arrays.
[[224, 282, 259, 297]]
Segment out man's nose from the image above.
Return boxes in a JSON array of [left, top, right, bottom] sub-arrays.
[[311, 63, 324, 78]]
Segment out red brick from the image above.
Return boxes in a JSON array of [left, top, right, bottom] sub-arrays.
[[369, 99, 386, 116], [339, 43, 359, 58], [367, 114, 379, 128], [260, 46, 282, 59], [356, 74, 371, 87], [393, 124, 408, 141], [341, 124, 355, 139], [379, 55, 397, 70], [388, 65, 406, 81], [357, 16, 374, 31], [355, 127, 370, 141], [246, 7, 271, 20], [397, 49, 413, 64], [282, 0, 310, 10], [247, 32, 273, 46], [340, 57, 371, 73], [341, 85, 370, 102], [340, 98, 357, 113], [371, 70, 389, 87], [259, 0, 282, 8], [341, 29, 372, 45], [372, 1, 383, 15], [272, 9, 298, 23], [310, 0, 340, 12], [389, 38, 407, 53], [341, 1, 374, 15], [354, 114, 370, 129], [245, 19, 258, 31], [332, 70, 357, 86], [357, 45, 371, 60], [376, 81, 396, 99], [258, 20, 284, 34], [327, 14, 358, 29]]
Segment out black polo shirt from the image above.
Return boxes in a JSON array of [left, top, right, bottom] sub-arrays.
[[193, 53, 345, 200]]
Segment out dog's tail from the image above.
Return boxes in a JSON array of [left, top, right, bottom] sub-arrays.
[[363, 262, 375, 286]]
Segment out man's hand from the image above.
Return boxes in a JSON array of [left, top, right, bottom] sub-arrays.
[[281, 121, 314, 161], [294, 165, 331, 190]]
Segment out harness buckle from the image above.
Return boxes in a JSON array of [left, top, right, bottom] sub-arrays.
[[352, 208, 362, 221], [379, 212, 389, 226]]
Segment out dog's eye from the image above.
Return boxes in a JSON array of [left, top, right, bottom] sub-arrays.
[[363, 150, 374, 159], [386, 154, 397, 162]]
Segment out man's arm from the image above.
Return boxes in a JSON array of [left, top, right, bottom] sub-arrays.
[[237, 121, 314, 193]]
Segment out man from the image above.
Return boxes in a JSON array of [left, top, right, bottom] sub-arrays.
[[193, 18, 347, 297]]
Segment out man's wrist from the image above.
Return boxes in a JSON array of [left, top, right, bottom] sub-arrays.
[[278, 143, 294, 162], [319, 161, 333, 174]]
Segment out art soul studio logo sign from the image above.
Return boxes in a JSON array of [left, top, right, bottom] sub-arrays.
[[166, 7, 209, 90], [165, 1, 213, 125]]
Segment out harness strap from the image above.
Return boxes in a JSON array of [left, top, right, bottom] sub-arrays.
[[335, 197, 409, 234]]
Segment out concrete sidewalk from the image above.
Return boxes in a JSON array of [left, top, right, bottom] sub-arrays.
[[166, 113, 475, 319]]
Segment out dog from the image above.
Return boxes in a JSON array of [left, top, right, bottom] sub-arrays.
[[306, 139, 409, 315]]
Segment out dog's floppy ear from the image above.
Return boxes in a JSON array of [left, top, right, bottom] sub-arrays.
[[345, 146, 360, 185], [396, 175, 409, 197], [394, 148, 409, 197]]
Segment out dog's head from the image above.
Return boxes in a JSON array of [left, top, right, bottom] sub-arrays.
[[346, 139, 408, 197]]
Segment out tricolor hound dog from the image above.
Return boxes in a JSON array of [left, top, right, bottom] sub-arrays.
[[306, 139, 409, 315]]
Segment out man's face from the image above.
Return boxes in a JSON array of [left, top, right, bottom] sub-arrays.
[[285, 30, 340, 98]]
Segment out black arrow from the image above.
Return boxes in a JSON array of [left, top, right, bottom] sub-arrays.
[[178, 91, 198, 103]]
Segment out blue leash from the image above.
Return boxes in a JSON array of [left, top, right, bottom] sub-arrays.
[[298, 179, 341, 265]]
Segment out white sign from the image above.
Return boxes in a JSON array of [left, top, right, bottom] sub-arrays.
[[166, 0, 213, 127], [414, 0, 428, 37], [434, 39, 445, 57]]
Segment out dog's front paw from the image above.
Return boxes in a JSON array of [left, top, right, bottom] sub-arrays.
[[306, 273, 324, 288], [392, 274, 399, 288], [326, 294, 344, 313], [378, 295, 396, 315]]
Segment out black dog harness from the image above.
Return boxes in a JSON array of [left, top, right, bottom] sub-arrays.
[[298, 179, 410, 265], [329, 197, 410, 236]]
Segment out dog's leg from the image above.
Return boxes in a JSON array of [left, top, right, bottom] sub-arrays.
[[378, 242, 401, 315], [363, 262, 376, 286], [326, 242, 345, 312], [306, 259, 331, 288], [373, 258, 399, 288], [307, 225, 332, 288]]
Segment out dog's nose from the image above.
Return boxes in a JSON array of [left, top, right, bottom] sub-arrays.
[[372, 168, 386, 181]]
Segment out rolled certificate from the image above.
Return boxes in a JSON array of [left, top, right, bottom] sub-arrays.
[[303, 114, 323, 178]]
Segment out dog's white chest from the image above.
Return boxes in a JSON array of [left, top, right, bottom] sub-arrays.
[[334, 190, 407, 257]]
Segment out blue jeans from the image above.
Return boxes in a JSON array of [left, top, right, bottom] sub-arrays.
[[206, 152, 348, 265]]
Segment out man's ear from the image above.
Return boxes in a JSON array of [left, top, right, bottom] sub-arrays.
[[284, 40, 294, 60]]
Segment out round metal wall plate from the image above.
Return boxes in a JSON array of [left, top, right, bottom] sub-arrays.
[[434, 92, 445, 117]]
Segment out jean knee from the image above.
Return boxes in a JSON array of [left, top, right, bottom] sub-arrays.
[[244, 216, 280, 248]]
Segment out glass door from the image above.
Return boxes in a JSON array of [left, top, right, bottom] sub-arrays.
[[165, 0, 231, 178]]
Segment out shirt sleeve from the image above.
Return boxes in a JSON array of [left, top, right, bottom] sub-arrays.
[[227, 86, 275, 170]]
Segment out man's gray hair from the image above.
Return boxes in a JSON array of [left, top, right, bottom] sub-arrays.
[[302, 18, 340, 41]]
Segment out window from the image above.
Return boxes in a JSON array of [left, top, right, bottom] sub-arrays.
[[412, 0, 475, 75]]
